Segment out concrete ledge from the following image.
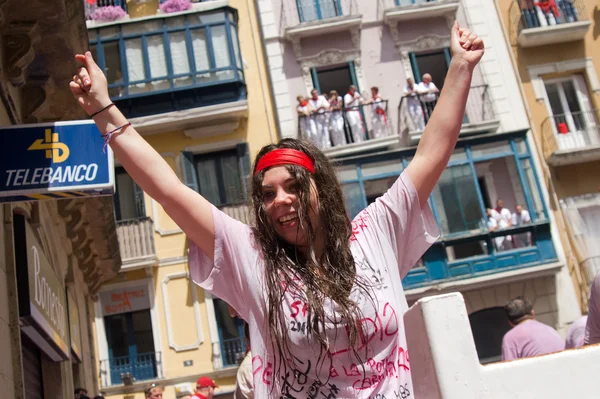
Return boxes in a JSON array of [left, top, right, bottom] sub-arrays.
[[518, 21, 591, 48], [547, 144, 600, 167], [323, 135, 400, 158], [285, 15, 362, 40]]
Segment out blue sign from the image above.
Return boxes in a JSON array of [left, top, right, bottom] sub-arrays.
[[0, 120, 114, 203]]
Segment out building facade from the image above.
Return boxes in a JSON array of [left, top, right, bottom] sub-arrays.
[[83, 0, 277, 397], [495, 0, 600, 307], [0, 1, 122, 398], [256, 0, 581, 364]]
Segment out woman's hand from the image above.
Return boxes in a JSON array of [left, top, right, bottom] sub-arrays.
[[69, 51, 112, 115], [450, 21, 485, 69]]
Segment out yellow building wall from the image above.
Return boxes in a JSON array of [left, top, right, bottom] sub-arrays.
[[94, 0, 276, 396], [497, 0, 600, 305]]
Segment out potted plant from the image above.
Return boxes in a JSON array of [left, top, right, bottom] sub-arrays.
[[159, 0, 192, 14]]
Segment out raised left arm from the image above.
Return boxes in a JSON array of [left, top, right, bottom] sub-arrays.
[[406, 22, 485, 208]]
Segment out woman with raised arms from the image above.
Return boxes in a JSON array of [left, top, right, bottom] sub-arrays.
[[70, 22, 483, 398]]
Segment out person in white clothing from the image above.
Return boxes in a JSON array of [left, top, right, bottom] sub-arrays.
[[487, 207, 511, 251], [512, 204, 531, 248], [417, 73, 439, 123], [403, 77, 425, 132], [327, 90, 346, 147], [296, 95, 313, 143], [367, 86, 390, 139], [494, 199, 513, 227], [69, 22, 484, 398], [343, 85, 366, 143], [308, 89, 330, 150]]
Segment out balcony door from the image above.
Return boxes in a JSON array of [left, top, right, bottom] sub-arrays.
[[114, 168, 145, 221], [213, 298, 246, 367], [104, 309, 157, 384], [297, 0, 342, 23], [544, 75, 598, 151]]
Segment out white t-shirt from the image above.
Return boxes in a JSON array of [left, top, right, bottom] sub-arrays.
[[189, 172, 439, 398], [416, 82, 438, 102], [512, 209, 531, 226], [235, 351, 254, 399], [309, 96, 330, 114], [344, 93, 362, 109], [493, 207, 512, 228]]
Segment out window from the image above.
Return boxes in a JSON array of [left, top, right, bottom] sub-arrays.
[[114, 168, 145, 221], [469, 307, 511, 364], [89, 10, 243, 99], [312, 62, 358, 101], [182, 143, 251, 207], [213, 298, 246, 366], [410, 48, 451, 88], [297, 0, 342, 23], [544, 75, 598, 150], [104, 310, 158, 384]]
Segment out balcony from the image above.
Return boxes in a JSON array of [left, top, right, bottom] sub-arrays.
[[511, 0, 591, 47], [398, 85, 499, 145], [116, 217, 157, 270], [100, 351, 162, 387], [383, 0, 459, 24], [541, 110, 600, 166], [221, 337, 246, 367], [298, 100, 400, 158], [87, 5, 247, 133], [283, 0, 362, 45]]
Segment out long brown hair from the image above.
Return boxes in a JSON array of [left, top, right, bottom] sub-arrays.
[[250, 138, 369, 381]]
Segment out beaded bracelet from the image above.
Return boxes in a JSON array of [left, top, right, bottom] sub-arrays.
[[101, 122, 131, 153], [90, 103, 115, 118]]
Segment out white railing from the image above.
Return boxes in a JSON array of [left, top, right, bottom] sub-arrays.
[[405, 293, 600, 398], [116, 217, 157, 267]]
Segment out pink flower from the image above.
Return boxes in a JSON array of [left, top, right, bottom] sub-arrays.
[[159, 0, 192, 14], [90, 6, 128, 22]]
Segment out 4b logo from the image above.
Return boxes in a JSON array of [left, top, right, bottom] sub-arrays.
[[28, 129, 70, 163]]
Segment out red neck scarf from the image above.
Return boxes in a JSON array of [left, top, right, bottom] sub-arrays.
[[299, 100, 308, 107]]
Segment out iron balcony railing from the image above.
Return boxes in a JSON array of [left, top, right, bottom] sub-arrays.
[[100, 351, 161, 387], [541, 109, 600, 159], [221, 337, 246, 367], [116, 217, 157, 266], [398, 84, 495, 137], [297, 100, 393, 150], [509, 0, 589, 43], [283, 0, 360, 26]]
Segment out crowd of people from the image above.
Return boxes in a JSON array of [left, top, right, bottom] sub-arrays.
[[296, 85, 391, 149], [485, 199, 532, 251], [402, 73, 441, 132]]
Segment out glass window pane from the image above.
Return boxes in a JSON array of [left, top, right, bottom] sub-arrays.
[[364, 177, 397, 205], [115, 171, 136, 221], [130, 310, 155, 354], [220, 154, 243, 204], [147, 35, 168, 79], [515, 138, 527, 154], [521, 158, 545, 221], [446, 241, 488, 261], [474, 156, 526, 214], [211, 25, 234, 81], [122, 21, 162, 35], [432, 164, 484, 236], [191, 28, 210, 73], [124, 38, 148, 94], [103, 42, 126, 98], [189, 12, 226, 25], [99, 26, 120, 40], [360, 160, 403, 178], [166, 16, 185, 28], [297, 0, 318, 22], [196, 158, 220, 205], [169, 31, 193, 87], [337, 165, 358, 181], [470, 141, 512, 159], [229, 25, 242, 71], [342, 183, 364, 219]]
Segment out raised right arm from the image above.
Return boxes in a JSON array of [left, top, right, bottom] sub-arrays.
[[71, 52, 215, 261]]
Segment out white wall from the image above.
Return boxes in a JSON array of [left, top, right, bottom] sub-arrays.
[[405, 293, 600, 399]]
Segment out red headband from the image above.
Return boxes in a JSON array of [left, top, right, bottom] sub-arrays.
[[255, 149, 315, 175]]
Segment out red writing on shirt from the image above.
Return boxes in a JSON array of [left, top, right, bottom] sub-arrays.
[[252, 355, 273, 385], [290, 300, 308, 318], [350, 211, 370, 241], [330, 302, 399, 358], [352, 346, 411, 391]]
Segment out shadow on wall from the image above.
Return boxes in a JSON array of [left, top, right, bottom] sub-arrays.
[[594, 6, 600, 40]]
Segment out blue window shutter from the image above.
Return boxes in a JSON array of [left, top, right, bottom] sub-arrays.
[[236, 142, 251, 199], [181, 151, 199, 193]]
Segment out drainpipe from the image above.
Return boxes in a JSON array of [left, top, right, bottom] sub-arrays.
[[492, 0, 587, 306], [248, 0, 281, 144]]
